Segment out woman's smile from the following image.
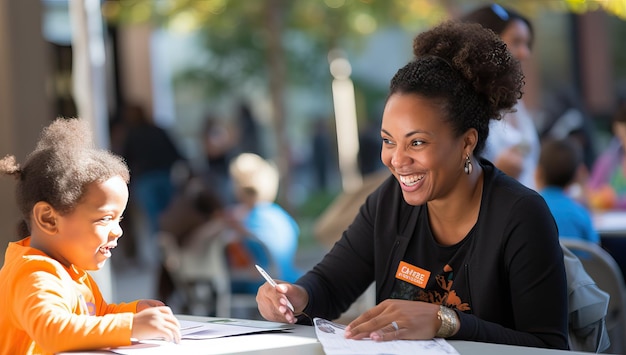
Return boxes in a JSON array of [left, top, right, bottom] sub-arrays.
[[398, 173, 425, 188]]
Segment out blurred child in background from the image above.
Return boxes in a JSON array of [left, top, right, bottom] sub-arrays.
[[229, 153, 302, 290], [535, 138, 599, 243]]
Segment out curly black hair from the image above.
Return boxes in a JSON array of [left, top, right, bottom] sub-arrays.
[[0, 118, 130, 237], [389, 20, 524, 156]]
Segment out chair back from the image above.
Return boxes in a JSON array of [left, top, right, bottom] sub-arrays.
[[159, 219, 275, 318], [159, 220, 234, 316], [561, 238, 626, 354]]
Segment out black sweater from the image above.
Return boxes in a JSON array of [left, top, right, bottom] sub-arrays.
[[297, 160, 568, 349]]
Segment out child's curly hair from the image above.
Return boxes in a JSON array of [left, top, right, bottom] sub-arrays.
[[0, 118, 130, 237], [389, 20, 524, 157]]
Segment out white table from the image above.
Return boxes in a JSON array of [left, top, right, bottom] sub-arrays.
[[57, 315, 599, 355], [593, 210, 626, 236]]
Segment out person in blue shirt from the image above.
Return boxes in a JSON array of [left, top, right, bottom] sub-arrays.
[[228, 153, 302, 292], [536, 138, 599, 243]]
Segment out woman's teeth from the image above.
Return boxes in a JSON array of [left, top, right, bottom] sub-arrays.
[[399, 174, 424, 186]]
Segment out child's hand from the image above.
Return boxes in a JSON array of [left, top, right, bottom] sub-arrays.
[[137, 299, 165, 312], [131, 306, 181, 343]]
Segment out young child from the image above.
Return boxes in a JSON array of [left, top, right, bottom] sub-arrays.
[[0, 118, 181, 354], [535, 137, 599, 243]]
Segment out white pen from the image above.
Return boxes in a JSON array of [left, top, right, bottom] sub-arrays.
[[255, 264, 295, 312]]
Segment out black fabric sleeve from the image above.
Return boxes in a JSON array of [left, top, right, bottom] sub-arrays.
[[295, 189, 381, 322]]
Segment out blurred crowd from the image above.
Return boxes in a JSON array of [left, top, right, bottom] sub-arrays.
[[106, 4, 626, 317], [109, 100, 311, 314], [459, 4, 626, 246]]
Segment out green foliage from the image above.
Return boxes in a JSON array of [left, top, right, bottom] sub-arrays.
[[103, 0, 446, 98], [103, 0, 626, 99], [297, 188, 339, 218]]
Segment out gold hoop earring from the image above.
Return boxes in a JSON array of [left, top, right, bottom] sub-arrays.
[[464, 154, 473, 175]]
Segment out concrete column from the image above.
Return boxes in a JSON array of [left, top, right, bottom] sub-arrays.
[[0, 0, 52, 264]]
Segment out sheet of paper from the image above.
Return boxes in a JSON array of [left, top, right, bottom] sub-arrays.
[[106, 332, 319, 355], [314, 318, 459, 355], [204, 317, 295, 330], [107, 340, 178, 355], [106, 319, 293, 354], [180, 319, 288, 339]]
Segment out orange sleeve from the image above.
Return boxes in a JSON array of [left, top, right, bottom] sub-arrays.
[[12, 260, 133, 354], [86, 273, 139, 314]]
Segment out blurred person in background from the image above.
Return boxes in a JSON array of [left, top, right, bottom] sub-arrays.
[[201, 115, 237, 205], [311, 118, 333, 192], [121, 103, 185, 260], [587, 99, 626, 210], [535, 88, 598, 205], [535, 138, 599, 243], [461, 3, 540, 190], [236, 102, 264, 157], [358, 118, 387, 177], [229, 153, 302, 290], [201, 103, 263, 205], [156, 165, 226, 303], [537, 87, 597, 171]]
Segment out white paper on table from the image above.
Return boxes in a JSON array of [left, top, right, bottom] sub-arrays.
[[180, 319, 290, 339], [105, 319, 293, 354], [203, 318, 295, 330], [314, 318, 459, 355]]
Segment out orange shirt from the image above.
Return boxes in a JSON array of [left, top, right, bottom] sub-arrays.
[[0, 237, 138, 355]]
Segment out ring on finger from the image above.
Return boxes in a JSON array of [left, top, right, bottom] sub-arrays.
[[391, 321, 399, 338]]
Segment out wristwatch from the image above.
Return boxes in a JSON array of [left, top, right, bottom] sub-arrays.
[[436, 305, 458, 338]]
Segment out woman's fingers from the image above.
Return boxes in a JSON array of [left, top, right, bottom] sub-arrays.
[[370, 321, 402, 342], [345, 300, 439, 341], [345, 303, 388, 338], [257, 283, 293, 322]]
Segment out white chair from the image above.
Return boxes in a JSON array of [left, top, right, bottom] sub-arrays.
[[159, 220, 263, 318], [561, 238, 626, 354]]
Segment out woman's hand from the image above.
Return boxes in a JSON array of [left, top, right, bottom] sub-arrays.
[[131, 306, 181, 343], [136, 299, 165, 312], [256, 281, 309, 324], [344, 300, 451, 342]]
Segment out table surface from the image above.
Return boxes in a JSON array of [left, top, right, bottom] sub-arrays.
[[57, 315, 601, 355], [593, 210, 626, 236]]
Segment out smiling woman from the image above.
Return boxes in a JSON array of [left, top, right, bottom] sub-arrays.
[[0, 118, 182, 354], [255, 20, 568, 351]]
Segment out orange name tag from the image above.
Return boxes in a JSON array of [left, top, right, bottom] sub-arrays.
[[395, 261, 430, 289]]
